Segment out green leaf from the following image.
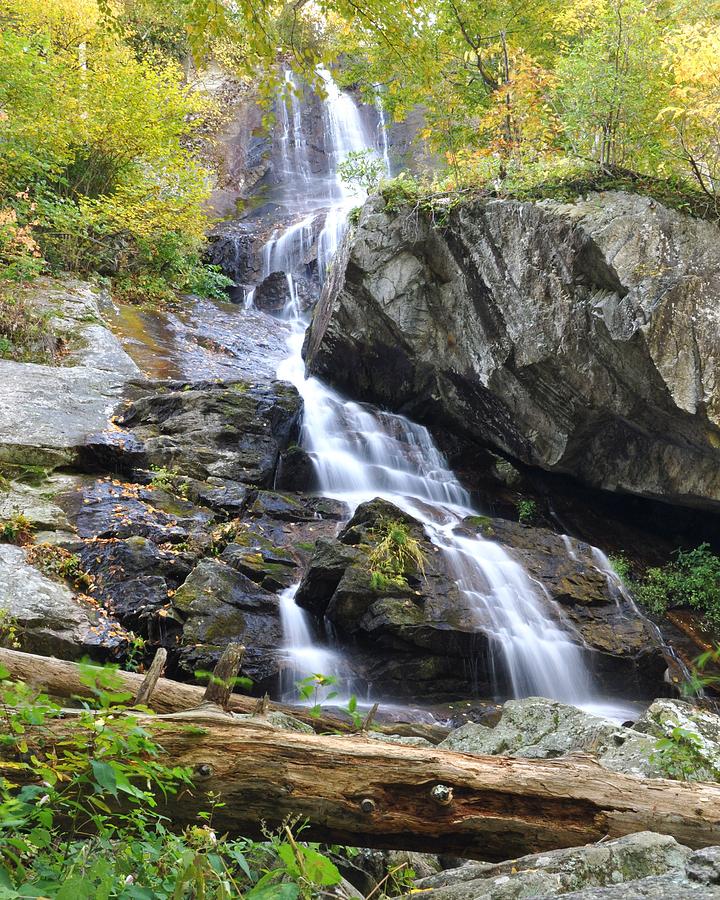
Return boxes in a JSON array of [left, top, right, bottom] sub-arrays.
[[91, 760, 118, 797], [276, 843, 301, 879], [28, 827, 51, 848], [298, 846, 342, 886], [246, 884, 300, 900], [57, 877, 95, 900]]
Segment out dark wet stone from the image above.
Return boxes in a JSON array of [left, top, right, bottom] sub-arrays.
[[253, 271, 293, 312], [190, 478, 251, 516], [115, 380, 301, 486], [221, 542, 298, 591], [79, 535, 192, 643], [79, 429, 146, 475], [172, 558, 283, 688], [275, 445, 317, 492], [69, 480, 212, 545]]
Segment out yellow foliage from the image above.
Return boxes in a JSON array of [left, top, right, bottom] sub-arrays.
[[0, 0, 101, 49], [662, 20, 720, 194]]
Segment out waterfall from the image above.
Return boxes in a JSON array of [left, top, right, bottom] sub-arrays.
[[374, 88, 392, 176], [315, 66, 372, 281], [278, 335, 593, 705], [250, 67, 599, 708]]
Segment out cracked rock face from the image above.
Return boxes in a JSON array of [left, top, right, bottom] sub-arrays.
[[408, 832, 708, 899], [305, 192, 720, 510]]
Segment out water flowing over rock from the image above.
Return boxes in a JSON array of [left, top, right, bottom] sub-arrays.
[[295, 500, 664, 701], [305, 192, 720, 511]]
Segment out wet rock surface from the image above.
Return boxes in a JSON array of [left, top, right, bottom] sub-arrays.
[[172, 558, 283, 687], [296, 499, 664, 700], [306, 192, 720, 511], [113, 378, 302, 485]]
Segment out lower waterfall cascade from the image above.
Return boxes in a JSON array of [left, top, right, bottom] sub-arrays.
[[246, 67, 648, 719]]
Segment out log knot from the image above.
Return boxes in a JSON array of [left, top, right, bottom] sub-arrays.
[[431, 784, 453, 806]]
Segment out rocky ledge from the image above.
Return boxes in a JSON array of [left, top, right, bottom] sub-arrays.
[[296, 498, 665, 700], [305, 192, 720, 511]]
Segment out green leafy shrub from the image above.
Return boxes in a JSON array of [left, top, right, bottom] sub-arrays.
[[337, 149, 386, 193], [295, 674, 365, 730], [149, 465, 190, 499], [651, 725, 720, 782], [380, 173, 422, 210], [0, 662, 346, 897], [368, 518, 426, 591], [516, 499, 537, 526], [296, 673, 339, 718], [634, 543, 720, 627], [609, 554, 632, 582], [0, 611, 21, 650], [0, 511, 34, 545]]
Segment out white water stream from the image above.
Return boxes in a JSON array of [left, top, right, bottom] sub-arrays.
[[247, 67, 632, 714]]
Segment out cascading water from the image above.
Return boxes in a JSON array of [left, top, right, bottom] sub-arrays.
[[278, 336, 593, 705], [249, 67, 602, 709]]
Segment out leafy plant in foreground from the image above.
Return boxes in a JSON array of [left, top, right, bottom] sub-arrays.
[[0, 662, 346, 897]]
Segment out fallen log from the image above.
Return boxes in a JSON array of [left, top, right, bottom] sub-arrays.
[[0, 647, 448, 742], [2, 701, 720, 861]]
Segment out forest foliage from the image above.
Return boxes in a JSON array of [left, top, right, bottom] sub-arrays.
[[179, 0, 720, 205], [0, 0, 231, 306], [1, 0, 719, 308]]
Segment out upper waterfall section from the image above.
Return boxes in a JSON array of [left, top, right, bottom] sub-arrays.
[[211, 67, 390, 302]]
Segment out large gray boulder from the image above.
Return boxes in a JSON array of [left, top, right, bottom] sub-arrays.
[[0, 544, 126, 658], [440, 695, 720, 781], [0, 277, 140, 470], [408, 832, 704, 899], [439, 697, 661, 777], [305, 192, 720, 510]]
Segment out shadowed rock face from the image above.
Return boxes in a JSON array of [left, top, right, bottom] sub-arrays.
[[305, 192, 720, 511]]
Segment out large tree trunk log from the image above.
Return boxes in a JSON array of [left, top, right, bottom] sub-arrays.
[[0, 647, 446, 741], [2, 702, 720, 861]]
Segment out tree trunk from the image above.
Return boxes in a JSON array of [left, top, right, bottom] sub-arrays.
[[2, 702, 720, 861], [0, 647, 448, 742]]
